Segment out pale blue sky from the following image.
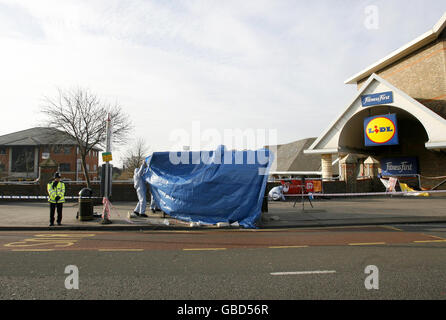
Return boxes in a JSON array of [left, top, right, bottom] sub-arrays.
[[0, 0, 445, 165]]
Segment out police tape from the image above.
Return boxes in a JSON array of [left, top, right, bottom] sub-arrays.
[[419, 175, 446, 179], [285, 190, 446, 197], [1, 190, 445, 201], [0, 195, 103, 200]]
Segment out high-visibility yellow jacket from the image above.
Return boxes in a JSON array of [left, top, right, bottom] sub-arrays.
[[47, 181, 66, 203]]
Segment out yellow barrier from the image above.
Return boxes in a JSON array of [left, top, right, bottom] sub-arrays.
[[399, 183, 430, 197]]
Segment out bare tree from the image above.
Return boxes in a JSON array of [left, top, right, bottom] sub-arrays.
[[41, 88, 132, 188], [121, 138, 151, 177]]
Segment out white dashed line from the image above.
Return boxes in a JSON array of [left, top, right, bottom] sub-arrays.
[[270, 270, 336, 276]]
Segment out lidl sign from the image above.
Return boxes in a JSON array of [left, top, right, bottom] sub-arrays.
[[364, 114, 399, 146], [361, 91, 393, 107]]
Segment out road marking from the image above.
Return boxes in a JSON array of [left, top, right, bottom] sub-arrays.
[[413, 240, 446, 243], [270, 270, 336, 276], [4, 233, 95, 249], [11, 249, 55, 252], [298, 225, 386, 231], [34, 234, 96, 238], [143, 231, 205, 234], [382, 226, 403, 231], [425, 235, 446, 240], [246, 226, 383, 232], [348, 242, 386, 246], [183, 248, 227, 251], [98, 249, 144, 252], [268, 245, 308, 249]]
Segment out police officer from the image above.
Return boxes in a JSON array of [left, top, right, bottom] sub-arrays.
[[47, 172, 66, 226]]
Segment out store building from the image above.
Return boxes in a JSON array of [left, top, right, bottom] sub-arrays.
[[0, 127, 100, 181], [305, 12, 446, 190]]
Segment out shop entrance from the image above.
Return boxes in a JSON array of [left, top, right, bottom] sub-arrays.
[[337, 105, 446, 189]]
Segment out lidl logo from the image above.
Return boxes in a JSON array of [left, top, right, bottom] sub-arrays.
[[364, 114, 399, 146], [366, 117, 395, 143]]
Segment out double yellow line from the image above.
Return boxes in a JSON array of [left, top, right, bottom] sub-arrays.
[[98, 249, 144, 252], [183, 248, 227, 251], [348, 242, 386, 246], [11, 249, 55, 252]]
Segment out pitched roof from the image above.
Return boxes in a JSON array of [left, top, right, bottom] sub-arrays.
[[305, 73, 446, 153], [0, 127, 98, 149], [345, 11, 446, 84], [267, 137, 339, 174]]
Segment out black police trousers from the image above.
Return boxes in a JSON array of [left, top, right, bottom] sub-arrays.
[[50, 202, 63, 225]]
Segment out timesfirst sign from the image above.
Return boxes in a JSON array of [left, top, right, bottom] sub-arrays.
[[380, 157, 418, 176], [364, 114, 399, 146], [361, 91, 393, 107]]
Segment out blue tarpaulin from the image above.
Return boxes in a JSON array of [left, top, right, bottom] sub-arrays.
[[142, 147, 273, 228]]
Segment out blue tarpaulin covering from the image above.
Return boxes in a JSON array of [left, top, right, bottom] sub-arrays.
[[142, 146, 273, 228]]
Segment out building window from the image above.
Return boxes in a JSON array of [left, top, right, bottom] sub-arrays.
[[93, 164, 97, 171], [11, 146, 35, 173], [53, 145, 63, 154], [64, 146, 72, 154], [59, 163, 71, 172], [0, 147, 6, 155]]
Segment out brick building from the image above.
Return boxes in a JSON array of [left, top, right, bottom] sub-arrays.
[[305, 12, 446, 190], [0, 127, 100, 181]]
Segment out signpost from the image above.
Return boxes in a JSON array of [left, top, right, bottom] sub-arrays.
[[101, 113, 113, 225]]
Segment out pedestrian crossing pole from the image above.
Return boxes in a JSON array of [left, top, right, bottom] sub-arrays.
[[101, 113, 113, 224]]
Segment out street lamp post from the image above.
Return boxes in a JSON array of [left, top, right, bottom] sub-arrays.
[[101, 113, 113, 224]]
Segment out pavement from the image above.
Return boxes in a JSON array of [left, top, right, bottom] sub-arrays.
[[0, 195, 445, 230]]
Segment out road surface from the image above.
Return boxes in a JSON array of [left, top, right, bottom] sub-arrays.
[[0, 224, 445, 300]]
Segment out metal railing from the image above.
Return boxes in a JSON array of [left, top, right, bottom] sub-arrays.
[[0, 180, 39, 185], [62, 179, 132, 184]]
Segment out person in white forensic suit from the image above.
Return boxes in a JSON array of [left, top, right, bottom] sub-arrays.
[[268, 185, 286, 201], [132, 162, 148, 218], [149, 193, 160, 213]]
